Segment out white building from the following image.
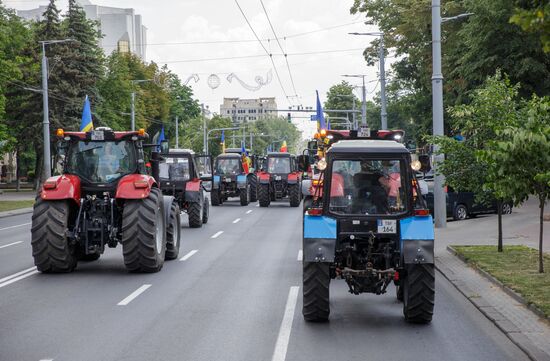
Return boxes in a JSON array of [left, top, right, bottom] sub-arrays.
[[17, 0, 147, 60], [220, 98, 278, 124]]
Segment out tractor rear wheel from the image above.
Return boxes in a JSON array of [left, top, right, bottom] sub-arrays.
[[302, 262, 330, 322], [121, 187, 166, 273], [258, 184, 270, 207], [249, 175, 258, 202], [31, 199, 77, 273], [403, 264, 435, 323], [165, 200, 181, 260], [188, 201, 203, 228], [202, 197, 210, 224], [240, 185, 250, 206], [289, 184, 301, 207], [211, 189, 221, 206]]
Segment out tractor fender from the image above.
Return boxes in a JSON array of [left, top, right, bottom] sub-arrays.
[[258, 172, 270, 184], [400, 216, 435, 264], [302, 215, 337, 262], [287, 172, 299, 185], [115, 174, 157, 199], [185, 179, 202, 203], [40, 175, 81, 206], [236, 175, 247, 189], [212, 175, 221, 189]]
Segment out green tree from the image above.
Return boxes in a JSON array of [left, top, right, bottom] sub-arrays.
[[481, 95, 550, 272], [323, 81, 360, 129], [510, 1, 550, 53], [432, 72, 521, 251]]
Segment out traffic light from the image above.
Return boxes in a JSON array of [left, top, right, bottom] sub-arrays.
[[287, 112, 291, 123]]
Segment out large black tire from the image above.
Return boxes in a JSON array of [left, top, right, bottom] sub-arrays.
[[202, 197, 210, 224], [165, 201, 181, 260], [403, 264, 435, 324], [258, 184, 270, 207], [289, 184, 301, 207], [211, 189, 221, 206], [31, 199, 77, 273], [303, 262, 330, 322], [188, 201, 203, 228], [396, 284, 404, 302], [240, 185, 250, 206], [121, 187, 166, 273], [453, 204, 468, 221], [249, 175, 258, 202]]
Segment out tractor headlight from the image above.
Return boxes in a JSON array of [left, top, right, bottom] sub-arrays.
[[316, 158, 327, 171], [411, 160, 421, 171]]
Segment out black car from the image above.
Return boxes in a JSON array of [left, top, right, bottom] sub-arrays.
[[425, 185, 512, 221]]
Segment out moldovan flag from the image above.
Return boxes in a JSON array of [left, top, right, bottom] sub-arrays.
[[221, 130, 225, 153], [280, 140, 288, 152], [315, 90, 326, 130], [80, 95, 93, 132]]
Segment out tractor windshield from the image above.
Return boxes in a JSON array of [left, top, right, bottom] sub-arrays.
[[66, 140, 136, 183], [329, 158, 408, 216], [215, 158, 241, 175], [159, 157, 191, 182], [268, 157, 290, 174]]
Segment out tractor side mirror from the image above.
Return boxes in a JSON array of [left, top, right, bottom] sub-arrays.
[[159, 140, 169, 155], [418, 154, 431, 173], [307, 140, 318, 152], [297, 155, 309, 172]]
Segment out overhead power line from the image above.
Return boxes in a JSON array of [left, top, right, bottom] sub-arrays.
[[260, 0, 299, 101], [234, 0, 291, 104]]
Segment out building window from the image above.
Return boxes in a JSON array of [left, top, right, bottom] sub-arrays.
[[117, 40, 130, 53]]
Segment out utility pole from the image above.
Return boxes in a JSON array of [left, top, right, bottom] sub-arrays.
[[39, 39, 74, 181], [342, 74, 368, 127], [201, 103, 207, 153], [175, 115, 179, 148], [432, 0, 446, 229], [131, 92, 135, 131], [379, 34, 388, 130]]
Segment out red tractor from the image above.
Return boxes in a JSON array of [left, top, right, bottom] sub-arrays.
[[31, 127, 180, 273], [257, 152, 302, 207]]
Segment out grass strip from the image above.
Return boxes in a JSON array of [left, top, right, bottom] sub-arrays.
[[453, 245, 550, 318], [0, 200, 35, 212]]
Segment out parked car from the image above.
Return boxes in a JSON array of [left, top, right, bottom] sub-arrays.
[[425, 184, 512, 221]]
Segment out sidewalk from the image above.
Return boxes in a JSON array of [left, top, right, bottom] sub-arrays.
[[0, 190, 36, 201], [435, 198, 550, 360]]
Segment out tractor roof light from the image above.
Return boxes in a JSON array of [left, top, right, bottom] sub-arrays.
[[138, 128, 146, 137], [313, 132, 320, 139], [56, 129, 64, 138], [320, 129, 327, 137]]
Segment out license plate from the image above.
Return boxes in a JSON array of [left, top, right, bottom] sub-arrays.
[[275, 175, 281, 181], [224, 177, 232, 182], [91, 130, 104, 140], [377, 219, 396, 234], [358, 126, 371, 138]]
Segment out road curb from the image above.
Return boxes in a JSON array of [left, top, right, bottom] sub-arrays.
[[436, 250, 550, 361], [0, 207, 33, 219]]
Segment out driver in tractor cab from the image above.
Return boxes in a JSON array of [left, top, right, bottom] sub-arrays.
[[378, 160, 402, 209], [352, 160, 389, 214]]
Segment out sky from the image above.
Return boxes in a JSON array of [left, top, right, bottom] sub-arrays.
[[7, 0, 383, 136]]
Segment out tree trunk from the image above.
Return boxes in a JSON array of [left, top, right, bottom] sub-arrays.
[[34, 151, 42, 191], [497, 199, 503, 252], [539, 195, 545, 274], [15, 148, 21, 192]]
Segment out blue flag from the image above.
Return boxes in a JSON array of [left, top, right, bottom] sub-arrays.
[[221, 130, 225, 153], [80, 95, 93, 132], [157, 125, 165, 151], [316, 90, 326, 130]]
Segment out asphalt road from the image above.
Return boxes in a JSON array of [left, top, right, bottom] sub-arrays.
[[0, 200, 529, 361]]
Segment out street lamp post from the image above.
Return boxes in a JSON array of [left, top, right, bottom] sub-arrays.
[[39, 39, 75, 181], [130, 79, 153, 131], [349, 32, 388, 130], [342, 74, 367, 127]]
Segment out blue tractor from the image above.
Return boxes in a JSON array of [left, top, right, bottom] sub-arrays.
[[300, 130, 434, 323]]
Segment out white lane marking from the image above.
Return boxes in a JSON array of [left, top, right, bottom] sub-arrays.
[[39, 359, 54, 361], [272, 286, 300, 361], [179, 250, 198, 261], [246, 210, 253, 214], [255, 203, 260, 207], [232, 218, 241, 224], [117, 284, 151, 306], [0, 267, 38, 289], [0, 241, 23, 249], [0, 222, 31, 232], [211, 231, 224, 239], [297, 250, 303, 262]]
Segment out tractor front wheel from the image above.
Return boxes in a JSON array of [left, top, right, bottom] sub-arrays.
[[249, 175, 258, 202], [188, 201, 203, 228], [258, 184, 270, 207], [240, 185, 250, 206], [211, 189, 221, 206], [302, 262, 330, 322], [402, 264, 435, 324], [121, 188, 166, 273], [202, 197, 210, 224], [31, 199, 77, 273]]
